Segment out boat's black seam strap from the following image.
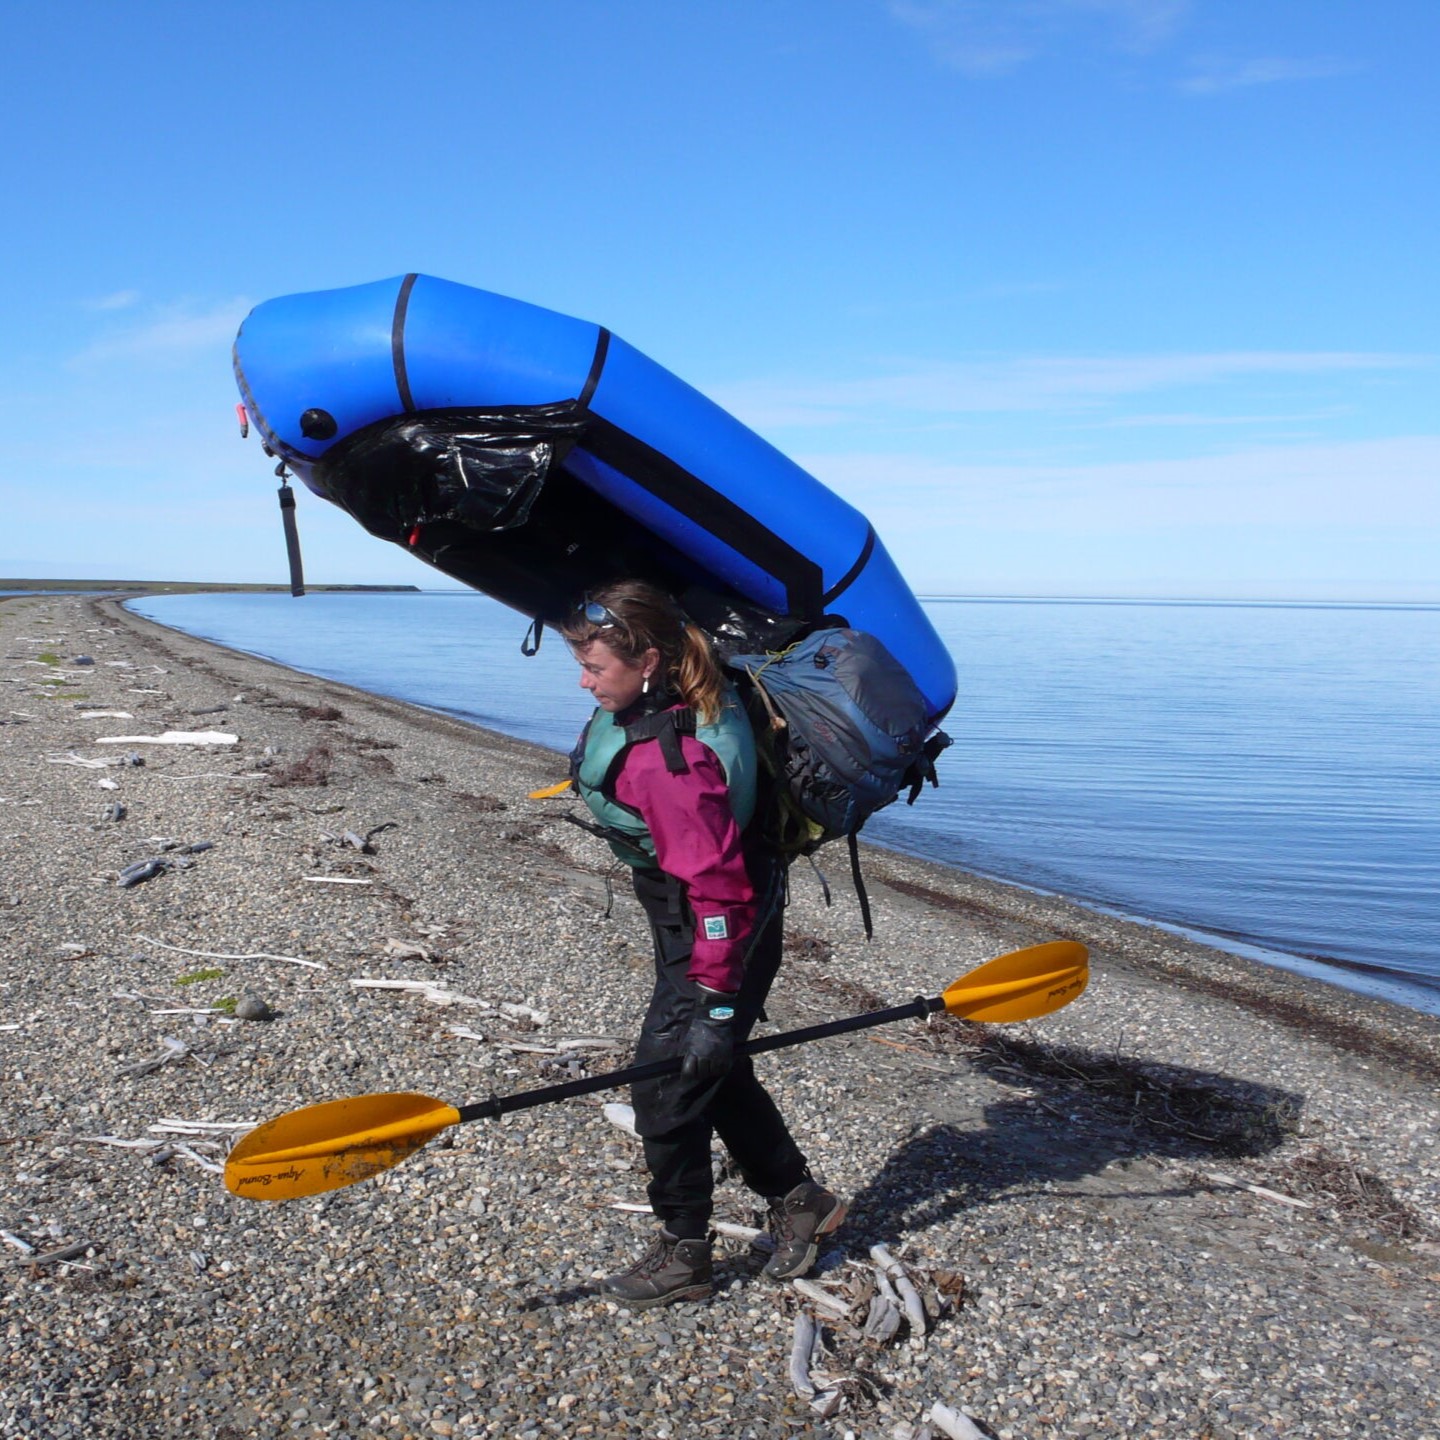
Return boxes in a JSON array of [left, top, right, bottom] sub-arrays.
[[578, 329, 610, 409], [392, 273, 419, 413], [822, 524, 876, 609], [582, 416, 826, 620]]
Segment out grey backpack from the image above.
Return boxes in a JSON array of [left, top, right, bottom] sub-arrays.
[[727, 627, 951, 933]]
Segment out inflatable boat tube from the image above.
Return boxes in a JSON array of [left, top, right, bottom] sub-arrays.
[[233, 274, 955, 723]]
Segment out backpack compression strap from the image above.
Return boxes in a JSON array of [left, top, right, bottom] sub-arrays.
[[905, 730, 953, 805]]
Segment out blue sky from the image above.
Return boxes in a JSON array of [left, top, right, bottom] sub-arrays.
[[1, 1, 1435, 600]]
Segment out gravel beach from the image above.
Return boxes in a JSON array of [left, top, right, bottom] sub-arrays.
[[2, 593, 1436, 1440]]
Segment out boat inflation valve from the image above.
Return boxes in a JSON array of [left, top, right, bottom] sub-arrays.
[[299, 408, 338, 440]]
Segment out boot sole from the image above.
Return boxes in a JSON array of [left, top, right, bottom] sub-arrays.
[[609, 1281, 713, 1311], [763, 1198, 849, 1281]]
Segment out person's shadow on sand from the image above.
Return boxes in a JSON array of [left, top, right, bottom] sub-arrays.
[[839, 1037, 1305, 1247]]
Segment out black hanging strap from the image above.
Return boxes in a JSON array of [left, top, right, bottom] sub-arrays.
[[276, 464, 305, 598], [521, 618, 544, 656], [805, 852, 832, 909], [847, 830, 874, 940]]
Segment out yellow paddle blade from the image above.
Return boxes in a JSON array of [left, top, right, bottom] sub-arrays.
[[941, 940, 1089, 1023], [528, 779, 573, 799], [224, 1092, 461, 1202]]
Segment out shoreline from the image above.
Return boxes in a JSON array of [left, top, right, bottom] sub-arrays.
[[3, 592, 1436, 1438], [119, 587, 1440, 1032], [116, 587, 1440, 1023]]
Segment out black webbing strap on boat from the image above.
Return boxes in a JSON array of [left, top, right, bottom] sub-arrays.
[[276, 465, 305, 597]]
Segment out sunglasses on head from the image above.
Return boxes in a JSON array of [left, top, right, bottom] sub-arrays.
[[580, 598, 624, 629]]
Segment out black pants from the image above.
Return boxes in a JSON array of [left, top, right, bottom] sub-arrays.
[[629, 862, 809, 1235]]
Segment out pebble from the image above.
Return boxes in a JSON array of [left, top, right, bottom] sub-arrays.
[[2, 593, 1437, 1440]]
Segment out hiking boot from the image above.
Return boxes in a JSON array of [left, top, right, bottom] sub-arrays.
[[757, 1181, 847, 1280], [603, 1229, 714, 1310]]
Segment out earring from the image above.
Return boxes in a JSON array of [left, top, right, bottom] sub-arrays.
[[642, 675, 650, 694]]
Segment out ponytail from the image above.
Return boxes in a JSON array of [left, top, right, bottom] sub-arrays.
[[676, 623, 725, 726]]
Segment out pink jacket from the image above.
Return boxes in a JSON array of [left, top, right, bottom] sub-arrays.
[[612, 732, 757, 992]]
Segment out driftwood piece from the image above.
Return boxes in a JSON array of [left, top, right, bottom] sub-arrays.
[[351, 978, 492, 1008], [95, 730, 237, 745], [1205, 1170, 1313, 1208], [0, 1230, 35, 1256], [788, 1316, 852, 1417], [15, 1241, 100, 1269], [500, 1001, 550, 1027], [303, 876, 372, 886], [118, 856, 185, 889], [446, 1023, 488, 1043], [83, 1135, 169, 1151], [383, 938, 433, 961], [118, 1036, 190, 1078], [714, 1219, 765, 1244], [871, 1243, 929, 1335], [604, 1203, 763, 1245], [793, 1277, 852, 1318], [602, 1102, 640, 1139], [149, 1119, 257, 1134], [926, 1402, 989, 1439], [137, 935, 324, 970], [789, 1311, 819, 1399], [154, 771, 266, 781], [863, 1285, 903, 1343], [172, 1143, 223, 1175]]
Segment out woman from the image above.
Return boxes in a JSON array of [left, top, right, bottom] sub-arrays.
[[560, 580, 845, 1310]]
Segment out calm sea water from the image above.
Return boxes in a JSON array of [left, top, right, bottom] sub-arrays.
[[127, 592, 1440, 1015]]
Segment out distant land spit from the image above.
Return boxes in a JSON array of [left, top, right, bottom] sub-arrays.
[[0, 579, 421, 594]]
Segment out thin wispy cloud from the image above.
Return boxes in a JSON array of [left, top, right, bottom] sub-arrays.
[[1181, 55, 1359, 96], [1087, 407, 1351, 430], [86, 289, 142, 312], [71, 296, 252, 367], [805, 435, 1440, 532], [890, 0, 1190, 76], [711, 351, 1424, 429]]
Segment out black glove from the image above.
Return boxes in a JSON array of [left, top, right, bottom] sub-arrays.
[[680, 986, 739, 1083]]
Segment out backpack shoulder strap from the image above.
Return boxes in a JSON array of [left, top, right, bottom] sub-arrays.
[[623, 707, 697, 776]]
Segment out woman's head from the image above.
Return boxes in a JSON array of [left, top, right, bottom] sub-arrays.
[[558, 580, 725, 722]]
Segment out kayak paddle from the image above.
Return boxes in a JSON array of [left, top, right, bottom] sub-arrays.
[[224, 939, 1087, 1202]]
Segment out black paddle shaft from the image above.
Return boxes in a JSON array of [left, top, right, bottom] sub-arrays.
[[456, 994, 944, 1124]]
